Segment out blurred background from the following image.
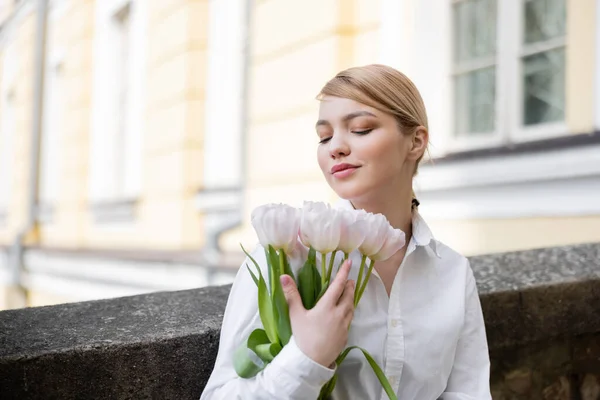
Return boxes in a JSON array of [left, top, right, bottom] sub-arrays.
[[0, 0, 598, 311]]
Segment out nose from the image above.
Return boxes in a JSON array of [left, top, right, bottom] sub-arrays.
[[328, 133, 350, 159]]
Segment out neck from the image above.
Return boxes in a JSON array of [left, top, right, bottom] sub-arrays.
[[350, 187, 414, 242]]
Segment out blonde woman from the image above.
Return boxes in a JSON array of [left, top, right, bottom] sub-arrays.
[[201, 64, 492, 400]]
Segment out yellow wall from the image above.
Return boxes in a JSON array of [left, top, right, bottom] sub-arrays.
[[0, 13, 36, 245], [0, 1, 211, 252], [566, 0, 597, 134], [0, 0, 598, 263], [223, 0, 383, 252], [430, 216, 600, 256], [39, 0, 93, 248]]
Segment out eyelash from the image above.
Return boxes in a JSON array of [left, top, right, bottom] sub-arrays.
[[318, 129, 373, 144]]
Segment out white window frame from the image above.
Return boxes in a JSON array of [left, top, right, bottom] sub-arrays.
[[89, 0, 145, 211], [507, 0, 568, 143], [595, 0, 600, 130], [196, 0, 248, 217], [382, 0, 598, 220], [445, 0, 569, 153], [0, 39, 18, 219], [202, 0, 246, 191], [38, 2, 68, 223]]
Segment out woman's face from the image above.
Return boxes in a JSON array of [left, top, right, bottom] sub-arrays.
[[316, 96, 418, 202]]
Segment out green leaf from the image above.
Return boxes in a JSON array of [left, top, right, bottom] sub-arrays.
[[240, 244, 262, 273], [316, 280, 328, 303], [246, 264, 259, 287], [281, 250, 295, 282], [336, 346, 398, 400], [319, 374, 338, 399], [298, 247, 323, 310], [267, 246, 281, 278], [298, 258, 316, 309], [264, 246, 291, 347], [247, 328, 282, 363], [308, 247, 316, 264], [247, 328, 270, 347], [255, 264, 279, 344], [265, 246, 279, 297], [233, 342, 265, 378], [273, 274, 292, 346]]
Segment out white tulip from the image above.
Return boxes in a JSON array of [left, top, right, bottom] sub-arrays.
[[250, 203, 300, 254], [337, 208, 368, 254], [299, 201, 342, 254], [358, 212, 392, 257], [371, 227, 406, 261]]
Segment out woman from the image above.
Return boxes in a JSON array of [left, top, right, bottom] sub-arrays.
[[201, 64, 492, 399]]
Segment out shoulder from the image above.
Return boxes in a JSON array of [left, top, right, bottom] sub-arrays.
[[430, 239, 475, 286]]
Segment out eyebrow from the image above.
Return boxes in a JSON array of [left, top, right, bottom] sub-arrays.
[[315, 111, 377, 128]]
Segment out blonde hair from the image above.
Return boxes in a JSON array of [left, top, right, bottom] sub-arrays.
[[317, 64, 429, 208]]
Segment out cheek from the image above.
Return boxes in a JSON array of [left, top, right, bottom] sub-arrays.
[[362, 137, 404, 173], [316, 146, 329, 173]]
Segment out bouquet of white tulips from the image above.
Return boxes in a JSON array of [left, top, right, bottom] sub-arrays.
[[233, 201, 405, 400]]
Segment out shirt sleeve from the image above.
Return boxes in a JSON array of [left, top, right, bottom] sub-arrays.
[[442, 261, 492, 400], [200, 245, 336, 400]]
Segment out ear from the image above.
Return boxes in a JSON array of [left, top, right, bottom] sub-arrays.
[[407, 126, 428, 161]]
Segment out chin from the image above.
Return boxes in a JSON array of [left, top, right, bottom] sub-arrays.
[[329, 181, 369, 202]]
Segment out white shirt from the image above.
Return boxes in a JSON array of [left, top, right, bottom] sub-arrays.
[[201, 200, 492, 399]]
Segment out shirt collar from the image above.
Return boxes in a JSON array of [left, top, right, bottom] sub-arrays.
[[334, 198, 442, 259]]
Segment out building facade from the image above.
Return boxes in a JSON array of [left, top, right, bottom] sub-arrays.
[[1, 0, 599, 310]]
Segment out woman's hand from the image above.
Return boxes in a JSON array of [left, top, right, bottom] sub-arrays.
[[280, 259, 355, 368]]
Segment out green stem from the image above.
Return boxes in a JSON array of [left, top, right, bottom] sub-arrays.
[[278, 250, 285, 277], [356, 259, 376, 306], [353, 255, 367, 307], [325, 250, 336, 285], [321, 253, 327, 287]]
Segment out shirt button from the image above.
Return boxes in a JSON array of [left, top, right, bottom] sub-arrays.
[[391, 319, 399, 328], [387, 375, 397, 386]]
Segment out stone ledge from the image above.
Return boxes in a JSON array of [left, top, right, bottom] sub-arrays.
[[0, 286, 231, 399], [0, 242, 599, 399]]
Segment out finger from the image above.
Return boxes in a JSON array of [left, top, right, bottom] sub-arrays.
[[337, 278, 355, 306], [280, 274, 304, 317], [322, 259, 352, 305], [343, 305, 355, 329]]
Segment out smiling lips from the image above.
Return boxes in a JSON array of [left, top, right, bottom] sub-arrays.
[[331, 163, 360, 178]]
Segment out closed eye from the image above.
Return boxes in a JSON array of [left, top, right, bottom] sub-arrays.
[[319, 137, 332, 144], [352, 129, 372, 135]]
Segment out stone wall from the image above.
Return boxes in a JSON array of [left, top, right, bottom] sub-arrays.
[[0, 242, 599, 399]]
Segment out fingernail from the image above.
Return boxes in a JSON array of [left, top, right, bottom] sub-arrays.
[[346, 259, 352, 268], [280, 275, 291, 287]]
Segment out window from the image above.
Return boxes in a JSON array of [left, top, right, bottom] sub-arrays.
[[38, 60, 64, 222], [0, 91, 15, 218], [0, 41, 17, 222], [521, 0, 566, 126], [451, 0, 567, 147], [452, 0, 497, 138], [38, 0, 67, 222], [89, 0, 145, 220]]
